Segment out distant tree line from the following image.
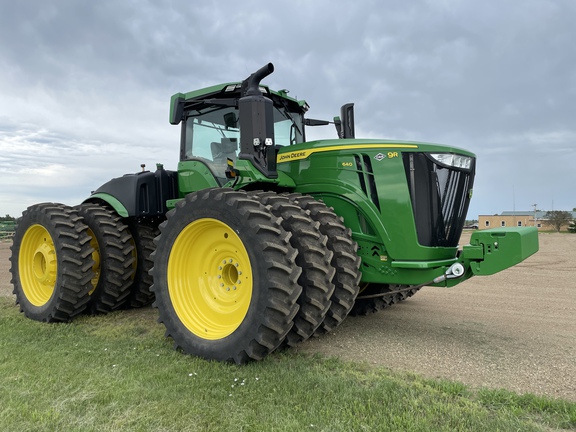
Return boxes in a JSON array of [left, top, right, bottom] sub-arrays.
[[0, 214, 16, 222], [544, 210, 575, 233]]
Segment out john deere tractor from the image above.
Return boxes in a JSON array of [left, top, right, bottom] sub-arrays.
[[10, 63, 538, 363]]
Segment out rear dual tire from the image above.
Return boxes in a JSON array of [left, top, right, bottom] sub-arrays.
[[75, 203, 136, 313], [125, 222, 158, 308], [9, 203, 94, 322]]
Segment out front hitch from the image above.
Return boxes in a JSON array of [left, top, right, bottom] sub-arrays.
[[461, 227, 539, 276]]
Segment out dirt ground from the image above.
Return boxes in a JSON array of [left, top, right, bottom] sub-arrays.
[[1, 233, 575, 401]]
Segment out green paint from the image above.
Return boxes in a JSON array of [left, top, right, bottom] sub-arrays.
[[85, 193, 129, 217], [463, 227, 539, 275], [92, 74, 539, 290]]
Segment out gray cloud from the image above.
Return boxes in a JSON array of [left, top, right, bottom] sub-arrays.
[[1, 0, 574, 218]]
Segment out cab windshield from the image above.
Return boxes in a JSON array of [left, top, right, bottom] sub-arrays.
[[182, 105, 304, 162]]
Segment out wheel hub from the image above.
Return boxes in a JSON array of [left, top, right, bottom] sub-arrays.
[[32, 243, 57, 286], [219, 260, 241, 290]]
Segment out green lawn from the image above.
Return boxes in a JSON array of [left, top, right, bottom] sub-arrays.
[[1, 297, 574, 431]]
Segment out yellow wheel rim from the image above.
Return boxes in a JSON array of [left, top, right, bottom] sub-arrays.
[[18, 224, 58, 307], [86, 228, 101, 295], [167, 218, 253, 340]]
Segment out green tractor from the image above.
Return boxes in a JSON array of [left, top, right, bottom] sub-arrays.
[[10, 63, 538, 363]]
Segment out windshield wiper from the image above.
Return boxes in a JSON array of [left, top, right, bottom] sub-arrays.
[[276, 99, 303, 138]]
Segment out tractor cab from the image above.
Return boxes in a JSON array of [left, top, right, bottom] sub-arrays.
[[177, 94, 306, 184], [171, 64, 309, 185], [170, 63, 357, 190]]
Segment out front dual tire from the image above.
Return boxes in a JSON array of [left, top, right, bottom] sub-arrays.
[[151, 188, 302, 364]]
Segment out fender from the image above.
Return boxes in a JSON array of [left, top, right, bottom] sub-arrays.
[[86, 193, 130, 217], [85, 165, 178, 217]]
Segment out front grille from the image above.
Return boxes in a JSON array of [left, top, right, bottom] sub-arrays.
[[403, 152, 475, 247]]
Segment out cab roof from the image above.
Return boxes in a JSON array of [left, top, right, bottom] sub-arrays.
[[170, 82, 308, 125]]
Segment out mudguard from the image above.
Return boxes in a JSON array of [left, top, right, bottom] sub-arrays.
[[85, 166, 178, 217]]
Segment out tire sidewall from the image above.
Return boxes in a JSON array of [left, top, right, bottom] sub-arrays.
[[12, 207, 70, 321], [154, 191, 279, 361]]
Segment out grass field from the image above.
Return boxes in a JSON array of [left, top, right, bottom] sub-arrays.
[[1, 297, 575, 431]]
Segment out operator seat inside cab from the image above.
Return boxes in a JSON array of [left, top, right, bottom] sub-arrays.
[[211, 138, 238, 164]]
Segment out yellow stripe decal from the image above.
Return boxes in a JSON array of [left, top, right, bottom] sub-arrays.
[[276, 144, 419, 163]]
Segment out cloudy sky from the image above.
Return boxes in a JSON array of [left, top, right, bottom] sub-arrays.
[[1, 0, 574, 220]]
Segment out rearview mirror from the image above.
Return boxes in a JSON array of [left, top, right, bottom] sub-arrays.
[[224, 112, 238, 129]]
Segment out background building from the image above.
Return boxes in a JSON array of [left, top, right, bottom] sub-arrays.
[[478, 211, 576, 231]]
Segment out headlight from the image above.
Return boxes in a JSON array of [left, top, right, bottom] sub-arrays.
[[429, 153, 473, 170]]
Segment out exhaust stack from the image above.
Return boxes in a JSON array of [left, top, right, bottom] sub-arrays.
[[241, 63, 275, 97], [238, 63, 277, 178]]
